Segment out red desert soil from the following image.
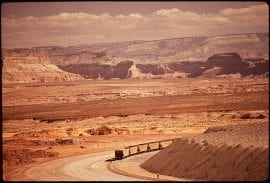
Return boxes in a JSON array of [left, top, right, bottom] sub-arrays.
[[141, 121, 269, 181], [2, 78, 269, 180]]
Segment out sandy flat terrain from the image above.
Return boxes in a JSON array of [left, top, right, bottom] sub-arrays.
[[2, 78, 268, 107]]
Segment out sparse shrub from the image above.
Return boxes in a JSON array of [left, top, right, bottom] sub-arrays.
[[84, 126, 112, 135], [53, 138, 74, 145], [66, 128, 73, 136], [85, 128, 97, 135], [240, 113, 266, 119], [203, 126, 227, 133], [240, 113, 251, 119]]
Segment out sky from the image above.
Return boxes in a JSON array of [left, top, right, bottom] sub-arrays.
[[1, 1, 269, 48]]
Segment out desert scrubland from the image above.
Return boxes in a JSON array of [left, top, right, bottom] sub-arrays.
[[2, 77, 268, 180]]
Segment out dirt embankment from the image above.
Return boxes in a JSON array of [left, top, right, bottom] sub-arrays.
[[141, 122, 269, 181]]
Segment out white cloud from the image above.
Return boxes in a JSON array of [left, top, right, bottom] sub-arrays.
[[128, 13, 143, 19], [1, 5, 268, 48], [220, 4, 268, 16], [220, 4, 268, 22], [152, 8, 230, 24], [154, 8, 180, 16]]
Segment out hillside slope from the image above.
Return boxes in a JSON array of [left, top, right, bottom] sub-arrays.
[[141, 122, 269, 181]]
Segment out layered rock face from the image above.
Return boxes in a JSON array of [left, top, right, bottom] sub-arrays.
[[2, 48, 83, 83], [2, 33, 269, 83]]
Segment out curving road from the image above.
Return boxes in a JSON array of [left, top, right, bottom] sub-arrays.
[[23, 150, 146, 181]]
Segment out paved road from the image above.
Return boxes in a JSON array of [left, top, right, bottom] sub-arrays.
[[23, 151, 145, 181]]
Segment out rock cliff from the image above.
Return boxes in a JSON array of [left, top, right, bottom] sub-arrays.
[[2, 33, 268, 82]]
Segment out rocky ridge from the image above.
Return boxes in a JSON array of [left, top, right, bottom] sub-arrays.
[[2, 33, 269, 83]]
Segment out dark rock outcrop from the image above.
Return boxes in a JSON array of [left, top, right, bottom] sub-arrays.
[[58, 61, 133, 79], [206, 53, 249, 75], [167, 53, 268, 78], [58, 53, 268, 79], [136, 64, 165, 75]]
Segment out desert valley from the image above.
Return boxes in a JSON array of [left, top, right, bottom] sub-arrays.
[[2, 31, 269, 181]]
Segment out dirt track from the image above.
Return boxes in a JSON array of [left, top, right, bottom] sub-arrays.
[[20, 151, 144, 181]]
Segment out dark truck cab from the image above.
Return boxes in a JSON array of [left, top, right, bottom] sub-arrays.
[[115, 149, 124, 160]]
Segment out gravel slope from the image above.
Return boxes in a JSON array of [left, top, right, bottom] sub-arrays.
[[141, 122, 269, 181]]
